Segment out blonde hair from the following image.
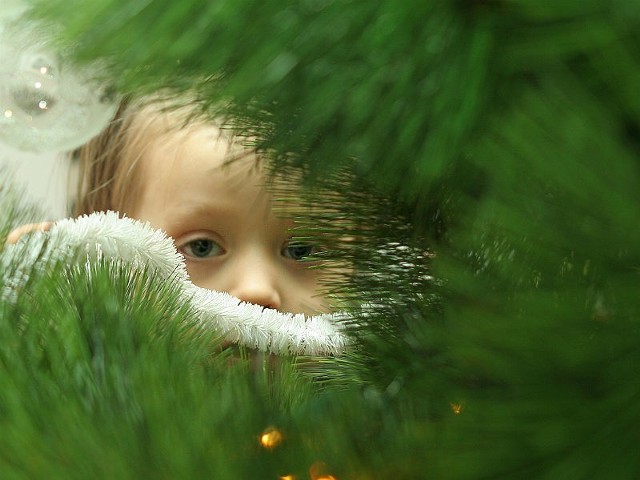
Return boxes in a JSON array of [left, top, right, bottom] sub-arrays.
[[74, 98, 136, 216], [73, 97, 243, 217]]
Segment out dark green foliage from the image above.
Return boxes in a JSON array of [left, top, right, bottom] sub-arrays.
[[5, 0, 639, 478], [0, 249, 333, 479]]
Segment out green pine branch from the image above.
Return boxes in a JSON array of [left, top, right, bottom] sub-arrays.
[[1, 1, 638, 478]]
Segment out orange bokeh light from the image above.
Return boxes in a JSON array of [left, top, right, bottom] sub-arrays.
[[310, 461, 337, 480], [259, 427, 284, 449]]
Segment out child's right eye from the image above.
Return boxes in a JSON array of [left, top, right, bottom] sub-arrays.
[[180, 239, 224, 259], [281, 241, 317, 261]]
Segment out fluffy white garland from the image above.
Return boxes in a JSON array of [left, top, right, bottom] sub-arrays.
[[2, 211, 352, 356]]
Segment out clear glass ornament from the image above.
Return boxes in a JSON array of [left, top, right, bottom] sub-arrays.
[[0, 12, 118, 153]]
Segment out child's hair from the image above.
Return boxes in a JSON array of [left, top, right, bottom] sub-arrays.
[[74, 98, 155, 217], [72, 97, 252, 217]]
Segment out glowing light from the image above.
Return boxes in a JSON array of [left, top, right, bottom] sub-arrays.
[[279, 476, 296, 480], [34, 81, 42, 89], [38, 100, 48, 110], [4, 110, 13, 118], [39, 66, 49, 75], [309, 461, 336, 480], [259, 427, 283, 449], [451, 402, 463, 415]]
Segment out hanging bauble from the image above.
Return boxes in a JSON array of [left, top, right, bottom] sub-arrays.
[[1, 0, 28, 20], [0, 8, 118, 153]]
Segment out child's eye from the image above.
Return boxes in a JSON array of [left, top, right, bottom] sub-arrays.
[[282, 242, 316, 261], [180, 239, 224, 259]]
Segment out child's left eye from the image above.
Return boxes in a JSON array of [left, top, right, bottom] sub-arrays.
[[282, 242, 315, 261]]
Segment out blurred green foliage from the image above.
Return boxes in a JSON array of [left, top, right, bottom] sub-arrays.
[[0, 0, 637, 477]]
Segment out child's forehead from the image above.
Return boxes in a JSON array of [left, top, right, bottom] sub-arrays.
[[129, 108, 246, 163], [132, 105, 225, 142], [126, 101, 312, 194]]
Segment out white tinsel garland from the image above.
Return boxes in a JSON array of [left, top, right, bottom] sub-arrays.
[[1, 211, 352, 356]]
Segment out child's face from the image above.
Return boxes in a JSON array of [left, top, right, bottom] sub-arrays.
[[128, 124, 329, 316]]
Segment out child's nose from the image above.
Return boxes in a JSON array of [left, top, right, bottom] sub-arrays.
[[228, 258, 282, 311]]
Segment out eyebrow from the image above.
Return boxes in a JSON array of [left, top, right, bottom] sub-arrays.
[[167, 201, 229, 222], [167, 191, 272, 224]]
